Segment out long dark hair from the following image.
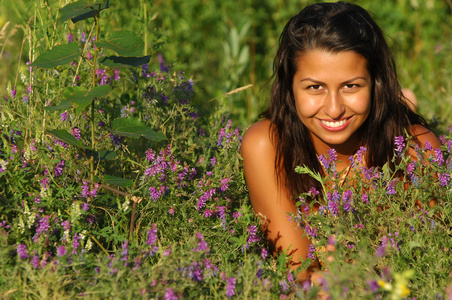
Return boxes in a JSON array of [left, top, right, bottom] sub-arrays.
[[261, 1, 428, 200]]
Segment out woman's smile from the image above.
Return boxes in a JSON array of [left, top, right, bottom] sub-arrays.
[[318, 117, 352, 131]]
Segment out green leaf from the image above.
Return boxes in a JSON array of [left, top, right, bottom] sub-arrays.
[[30, 43, 80, 69], [112, 117, 144, 128], [111, 118, 167, 142], [47, 129, 87, 149], [96, 31, 144, 56], [45, 99, 73, 112], [64, 85, 111, 116], [100, 55, 151, 68], [102, 175, 133, 187], [84, 150, 117, 161], [60, 0, 110, 23]]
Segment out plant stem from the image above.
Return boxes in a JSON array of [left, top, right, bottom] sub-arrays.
[[90, 12, 100, 184]]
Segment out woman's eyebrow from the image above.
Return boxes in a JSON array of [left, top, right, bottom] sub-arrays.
[[299, 76, 368, 84], [299, 78, 324, 84], [343, 76, 368, 84]]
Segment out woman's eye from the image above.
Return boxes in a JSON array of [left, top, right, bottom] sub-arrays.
[[344, 84, 359, 89], [308, 85, 322, 90]]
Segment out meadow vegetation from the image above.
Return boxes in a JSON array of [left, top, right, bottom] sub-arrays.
[[0, 0, 451, 299]]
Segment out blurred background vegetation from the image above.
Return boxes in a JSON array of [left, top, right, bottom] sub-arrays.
[[1, 0, 451, 128]]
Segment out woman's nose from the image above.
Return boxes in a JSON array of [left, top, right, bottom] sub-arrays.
[[323, 91, 345, 119]]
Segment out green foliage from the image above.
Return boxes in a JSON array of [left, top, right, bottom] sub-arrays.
[[0, 0, 451, 299]]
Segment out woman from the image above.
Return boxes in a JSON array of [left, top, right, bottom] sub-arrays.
[[241, 1, 440, 283]]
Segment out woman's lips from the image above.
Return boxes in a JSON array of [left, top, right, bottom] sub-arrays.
[[318, 117, 352, 132]]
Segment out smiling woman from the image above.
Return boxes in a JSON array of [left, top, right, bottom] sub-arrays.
[[240, 1, 440, 285]]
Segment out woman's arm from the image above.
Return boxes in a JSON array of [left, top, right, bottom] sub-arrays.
[[241, 119, 319, 282]]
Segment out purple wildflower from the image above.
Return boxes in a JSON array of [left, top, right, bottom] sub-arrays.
[[220, 177, 230, 192], [394, 136, 405, 154], [368, 280, 379, 292], [146, 224, 158, 246], [67, 33, 73, 43], [40, 177, 50, 190], [307, 244, 316, 260], [225, 277, 236, 298], [280, 280, 289, 293], [362, 193, 369, 204], [232, 211, 242, 219], [81, 32, 86, 43], [110, 134, 121, 148], [81, 181, 90, 198], [439, 173, 450, 187], [141, 63, 150, 78], [164, 288, 178, 300], [197, 188, 216, 211], [328, 148, 338, 163], [194, 232, 209, 252], [113, 68, 120, 81], [61, 220, 70, 231], [406, 162, 416, 175], [81, 202, 89, 211], [342, 189, 353, 213], [23, 95, 29, 103], [308, 187, 319, 197], [11, 87, 16, 98], [72, 127, 81, 140], [163, 247, 171, 256], [160, 62, 170, 73], [57, 246, 67, 257], [203, 258, 218, 277], [304, 223, 318, 238], [72, 233, 81, 254], [432, 148, 444, 166], [31, 255, 39, 269], [386, 179, 397, 195], [424, 140, 433, 151], [17, 244, 29, 259], [60, 112, 67, 122], [327, 190, 340, 217], [149, 186, 167, 201], [446, 140, 452, 153], [302, 280, 312, 291], [261, 247, 268, 260], [120, 106, 128, 117], [0, 220, 10, 229], [247, 225, 260, 244], [36, 215, 50, 235], [318, 154, 329, 169], [54, 160, 65, 177], [203, 209, 212, 218], [121, 240, 129, 261], [377, 236, 388, 257], [189, 261, 204, 282]]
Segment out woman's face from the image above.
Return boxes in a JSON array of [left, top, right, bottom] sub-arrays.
[[292, 49, 372, 154]]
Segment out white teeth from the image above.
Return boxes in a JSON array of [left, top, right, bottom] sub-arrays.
[[321, 119, 347, 128]]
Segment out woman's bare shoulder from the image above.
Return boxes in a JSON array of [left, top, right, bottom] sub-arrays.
[[409, 124, 441, 148], [241, 119, 276, 157]]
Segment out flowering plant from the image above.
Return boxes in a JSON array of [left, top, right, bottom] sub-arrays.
[[0, 1, 451, 299]]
